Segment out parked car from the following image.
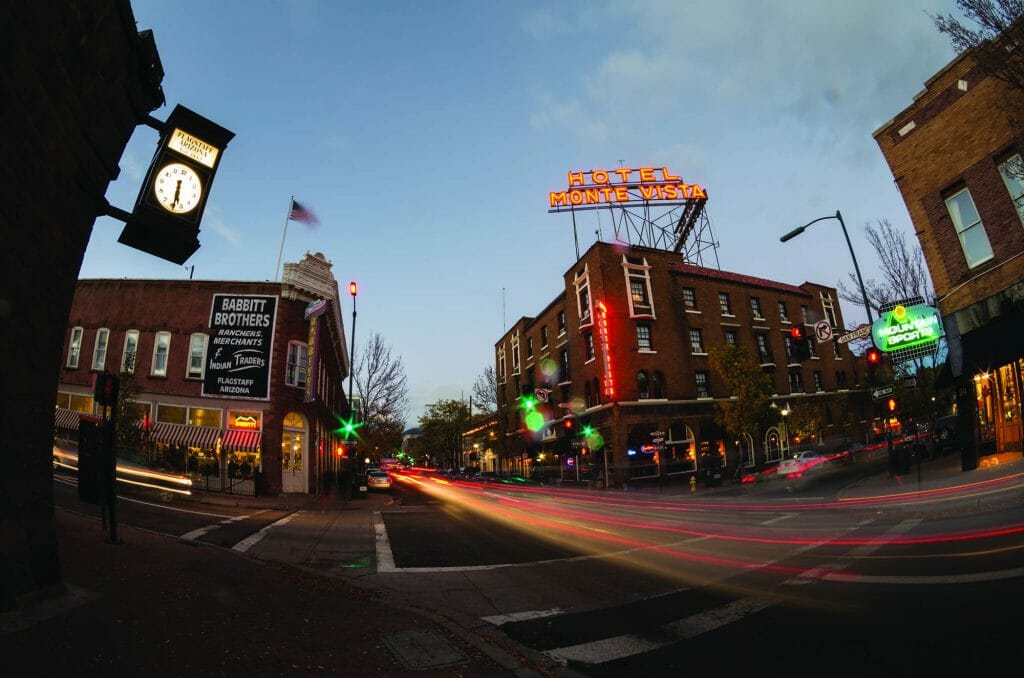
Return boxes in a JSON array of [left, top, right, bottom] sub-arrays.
[[777, 451, 829, 477], [467, 471, 499, 483], [366, 470, 392, 491], [933, 414, 958, 444]]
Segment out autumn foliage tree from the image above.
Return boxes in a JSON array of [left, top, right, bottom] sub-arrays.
[[707, 344, 777, 445]]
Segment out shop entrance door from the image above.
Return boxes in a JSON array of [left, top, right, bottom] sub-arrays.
[[281, 412, 308, 493]]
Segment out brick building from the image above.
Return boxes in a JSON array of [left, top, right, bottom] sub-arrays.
[[874, 38, 1024, 457], [57, 252, 353, 495], [494, 242, 866, 487], [2, 1, 166, 609]]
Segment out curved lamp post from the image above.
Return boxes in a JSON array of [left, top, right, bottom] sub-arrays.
[[780, 210, 873, 323], [347, 281, 357, 426]]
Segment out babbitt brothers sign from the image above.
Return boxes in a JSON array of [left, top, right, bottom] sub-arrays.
[[203, 294, 278, 400]]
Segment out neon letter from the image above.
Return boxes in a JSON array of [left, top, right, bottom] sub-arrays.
[[592, 169, 609, 185], [549, 191, 568, 207], [660, 167, 680, 182], [613, 168, 632, 182], [639, 167, 656, 182], [568, 171, 585, 187], [614, 186, 630, 202]]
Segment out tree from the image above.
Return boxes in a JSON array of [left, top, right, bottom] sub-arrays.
[[785, 401, 822, 447], [837, 218, 934, 320], [418, 398, 470, 470], [707, 344, 777, 444], [471, 366, 498, 415], [115, 370, 144, 453], [353, 332, 409, 450]]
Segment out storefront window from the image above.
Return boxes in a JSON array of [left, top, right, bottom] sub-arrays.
[[69, 393, 94, 414], [157, 404, 187, 424], [189, 407, 222, 428]]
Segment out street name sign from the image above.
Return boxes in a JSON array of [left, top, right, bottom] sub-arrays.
[[871, 385, 895, 400], [837, 324, 870, 344]]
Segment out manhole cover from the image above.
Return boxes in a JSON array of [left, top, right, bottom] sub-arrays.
[[381, 629, 468, 670]]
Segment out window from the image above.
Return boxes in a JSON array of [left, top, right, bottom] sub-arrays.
[[788, 370, 804, 393], [756, 333, 772, 363], [511, 334, 521, 375], [92, 328, 109, 370], [526, 337, 534, 359], [624, 258, 654, 316], [559, 348, 570, 382], [750, 297, 763, 320], [998, 153, 1024, 224], [651, 371, 665, 398], [152, 332, 171, 376], [122, 330, 139, 373], [683, 287, 697, 309], [801, 305, 810, 324], [575, 269, 592, 325], [637, 370, 649, 399], [157, 403, 187, 424], [540, 325, 548, 348], [585, 380, 593, 407], [837, 370, 848, 389], [813, 371, 824, 392], [592, 377, 601, 405], [584, 332, 595, 361], [724, 329, 737, 345], [637, 323, 653, 351], [498, 346, 506, 383], [286, 341, 309, 387], [695, 371, 709, 398], [67, 326, 83, 368], [719, 292, 732, 316], [778, 302, 789, 323], [833, 341, 842, 359], [820, 291, 837, 327], [945, 187, 994, 268], [688, 328, 704, 354], [188, 333, 207, 379], [557, 311, 566, 336], [808, 336, 818, 358], [784, 334, 794, 362]]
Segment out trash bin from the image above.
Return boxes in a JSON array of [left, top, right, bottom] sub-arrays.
[[355, 473, 368, 499], [704, 463, 722, 487]]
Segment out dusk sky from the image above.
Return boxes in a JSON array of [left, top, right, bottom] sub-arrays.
[[84, 0, 962, 426]]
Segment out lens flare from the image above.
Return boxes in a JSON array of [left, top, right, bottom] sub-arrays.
[[539, 358, 558, 377], [525, 411, 545, 432]]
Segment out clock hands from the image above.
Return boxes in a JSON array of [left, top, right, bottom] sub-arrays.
[[171, 180, 182, 210]]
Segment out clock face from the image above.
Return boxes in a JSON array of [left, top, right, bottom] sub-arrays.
[[153, 162, 203, 214]]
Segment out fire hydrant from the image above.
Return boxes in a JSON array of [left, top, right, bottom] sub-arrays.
[[689, 476, 697, 492]]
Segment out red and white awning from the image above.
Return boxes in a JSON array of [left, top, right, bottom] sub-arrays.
[[149, 423, 220, 449], [222, 429, 261, 451], [54, 408, 82, 430]]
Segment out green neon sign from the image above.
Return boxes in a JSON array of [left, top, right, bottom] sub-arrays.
[[870, 303, 941, 352]]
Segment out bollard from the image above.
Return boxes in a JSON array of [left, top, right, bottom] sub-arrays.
[[689, 476, 697, 492]]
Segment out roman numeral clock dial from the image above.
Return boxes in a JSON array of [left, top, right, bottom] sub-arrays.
[[153, 162, 202, 214]]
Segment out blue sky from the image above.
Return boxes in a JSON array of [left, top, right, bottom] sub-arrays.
[[86, 0, 961, 426]]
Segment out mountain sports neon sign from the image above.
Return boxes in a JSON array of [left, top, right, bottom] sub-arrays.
[[549, 166, 707, 208], [871, 303, 941, 352]]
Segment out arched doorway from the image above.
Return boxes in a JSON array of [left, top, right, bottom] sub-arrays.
[[736, 432, 755, 468], [281, 412, 308, 493], [764, 426, 787, 462]]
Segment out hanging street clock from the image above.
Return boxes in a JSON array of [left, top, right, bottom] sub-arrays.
[[118, 105, 234, 264]]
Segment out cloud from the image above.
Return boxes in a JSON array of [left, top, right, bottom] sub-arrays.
[[205, 211, 241, 245]]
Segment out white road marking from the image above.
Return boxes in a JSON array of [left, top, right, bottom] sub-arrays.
[[374, 512, 396, 571], [180, 514, 251, 541], [231, 512, 300, 552], [482, 608, 565, 625], [545, 597, 773, 665]]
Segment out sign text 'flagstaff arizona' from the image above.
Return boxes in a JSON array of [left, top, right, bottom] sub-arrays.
[[549, 166, 707, 208]]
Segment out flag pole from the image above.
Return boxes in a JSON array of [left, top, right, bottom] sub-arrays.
[[274, 196, 294, 281]]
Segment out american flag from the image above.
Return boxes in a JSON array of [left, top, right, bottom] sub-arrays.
[[288, 199, 319, 226]]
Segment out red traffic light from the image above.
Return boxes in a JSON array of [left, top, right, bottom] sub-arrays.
[[790, 325, 805, 341], [886, 397, 899, 413], [564, 417, 575, 430], [866, 347, 882, 365]]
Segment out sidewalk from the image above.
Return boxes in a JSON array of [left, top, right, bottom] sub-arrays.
[[0, 488, 566, 678]]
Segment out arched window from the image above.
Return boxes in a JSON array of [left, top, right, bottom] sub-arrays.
[[584, 380, 593, 407], [651, 371, 665, 398], [637, 370, 649, 399], [592, 378, 601, 405]]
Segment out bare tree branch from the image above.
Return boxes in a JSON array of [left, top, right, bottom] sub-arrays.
[[354, 332, 409, 428], [471, 366, 498, 415]]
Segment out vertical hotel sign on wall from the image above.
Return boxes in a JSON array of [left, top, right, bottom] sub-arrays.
[[303, 299, 328, 403], [203, 294, 278, 400]]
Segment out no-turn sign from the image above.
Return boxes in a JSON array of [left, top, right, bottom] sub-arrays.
[[814, 320, 833, 343]]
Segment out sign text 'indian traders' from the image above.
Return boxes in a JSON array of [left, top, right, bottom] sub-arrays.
[[203, 294, 278, 400]]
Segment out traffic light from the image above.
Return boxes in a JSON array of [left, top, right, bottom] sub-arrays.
[[563, 416, 575, 432], [866, 346, 883, 367], [93, 371, 120, 408], [886, 397, 900, 415], [790, 325, 811, 361], [519, 385, 536, 411]]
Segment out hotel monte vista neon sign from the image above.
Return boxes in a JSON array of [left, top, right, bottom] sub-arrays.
[[871, 303, 942, 352], [548, 166, 707, 208]]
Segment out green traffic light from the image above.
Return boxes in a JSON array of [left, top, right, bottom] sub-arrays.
[[581, 425, 595, 436], [335, 414, 362, 440], [521, 396, 537, 411]]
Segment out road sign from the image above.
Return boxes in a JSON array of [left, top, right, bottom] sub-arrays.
[[814, 320, 833, 343], [837, 324, 871, 344], [570, 439, 584, 449], [903, 377, 917, 390], [534, 388, 550, 403], [871, 385, 895, 400]]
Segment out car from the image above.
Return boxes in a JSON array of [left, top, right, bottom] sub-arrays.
[[467, 471, 499, 483], [777, 451, 829, 477], [933, 414, 958, 444], [365, 470, 392, 491]]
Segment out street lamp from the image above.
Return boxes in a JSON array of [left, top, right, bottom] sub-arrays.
[[780, 210, 873, 323], [347, 281, 357, 430]]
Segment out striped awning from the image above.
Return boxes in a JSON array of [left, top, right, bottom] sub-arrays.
[[54, 408, 82, 430], [222, 428, 261, 451], [150, 423, 220, 449]]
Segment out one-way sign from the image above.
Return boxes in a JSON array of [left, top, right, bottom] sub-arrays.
[[871, 385, 895, 400]]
